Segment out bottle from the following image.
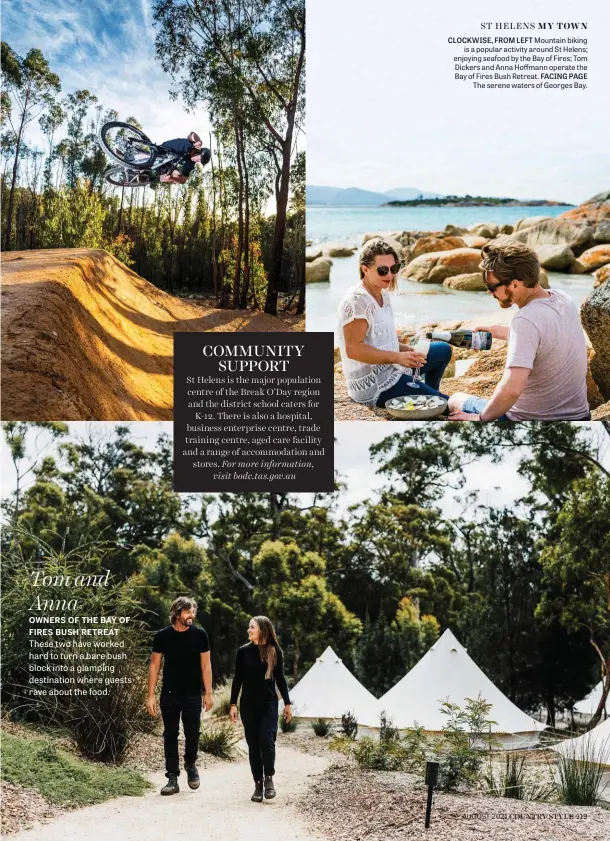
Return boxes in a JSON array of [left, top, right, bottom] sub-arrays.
[[425, 329, 492, 351]]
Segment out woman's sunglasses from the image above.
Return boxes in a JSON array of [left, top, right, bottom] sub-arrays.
[[371, 263, 401, 277]]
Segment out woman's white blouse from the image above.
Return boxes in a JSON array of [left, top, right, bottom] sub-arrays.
[[337, 284, 410, 405]]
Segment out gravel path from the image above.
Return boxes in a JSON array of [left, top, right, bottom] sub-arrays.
[[7, 745, 328, 841]]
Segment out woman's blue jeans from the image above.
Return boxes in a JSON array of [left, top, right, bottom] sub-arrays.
[[376, 341, 451, 408]]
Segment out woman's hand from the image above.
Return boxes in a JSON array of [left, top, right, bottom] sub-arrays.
[[146, 695, 157, 717], [283, 704, 293, 724], [394, 350, 427, 368], [229, 704, 238, 724]]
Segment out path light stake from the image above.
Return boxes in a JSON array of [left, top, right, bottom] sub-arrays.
[[424, 760, 439, 829]]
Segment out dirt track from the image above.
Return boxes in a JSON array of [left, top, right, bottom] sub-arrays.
[[1, 249, 303, 421]]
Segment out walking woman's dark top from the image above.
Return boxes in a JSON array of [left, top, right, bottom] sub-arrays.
[[230, 642, 291, 706]]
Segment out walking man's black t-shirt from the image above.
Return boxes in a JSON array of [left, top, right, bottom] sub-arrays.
[[152, 625, 210, 695]]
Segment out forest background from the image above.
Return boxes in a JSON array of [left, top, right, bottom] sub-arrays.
[[0, 0, 305, 315], [2, 422, 610, 740]]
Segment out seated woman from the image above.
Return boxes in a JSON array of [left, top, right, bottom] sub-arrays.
[[337, 238, 451, 408]]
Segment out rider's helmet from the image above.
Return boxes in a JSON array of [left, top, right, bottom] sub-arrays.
[[198, 147, 211, 167]]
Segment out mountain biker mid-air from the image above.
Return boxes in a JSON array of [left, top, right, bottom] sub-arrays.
[[151, 131, 211, 185]]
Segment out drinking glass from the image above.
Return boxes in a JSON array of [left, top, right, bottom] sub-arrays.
[[411, 335, 430, 386]]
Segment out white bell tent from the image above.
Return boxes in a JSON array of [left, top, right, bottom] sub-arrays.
[[574, 681, 609, 720], [287, 645, 381, 732], [379, 629, 545, 747], [551, 717, 610, 767]]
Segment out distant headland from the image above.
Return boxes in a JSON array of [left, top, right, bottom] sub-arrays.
[[384, 195, 573, 208]]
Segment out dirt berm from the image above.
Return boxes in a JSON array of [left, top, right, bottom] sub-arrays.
[[1, 249, 303, 421]]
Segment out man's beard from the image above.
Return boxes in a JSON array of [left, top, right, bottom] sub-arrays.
[[496, 289, 513, 309]]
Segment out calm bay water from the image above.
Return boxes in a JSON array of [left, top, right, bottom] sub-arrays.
[[306, 204, 573, 245], [305, 205, 594, 335]]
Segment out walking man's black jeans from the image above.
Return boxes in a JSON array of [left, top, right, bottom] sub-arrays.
[[160, 691, 202, 777], [241, 699, 278, 781]]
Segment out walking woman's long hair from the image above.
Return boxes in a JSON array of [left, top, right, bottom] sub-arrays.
[[252, 616, 280, 679]]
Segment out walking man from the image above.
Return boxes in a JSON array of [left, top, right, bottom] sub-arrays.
[[147, 597, 213, 795]]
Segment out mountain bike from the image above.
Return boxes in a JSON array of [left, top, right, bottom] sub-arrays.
[[98, 120, 209, 188]]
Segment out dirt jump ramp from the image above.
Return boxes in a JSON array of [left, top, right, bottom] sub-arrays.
[[1, 249, 302, 421]]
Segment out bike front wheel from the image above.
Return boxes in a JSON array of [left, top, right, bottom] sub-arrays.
[[99, 121, 156, 169], [104, 165, 151, 188]]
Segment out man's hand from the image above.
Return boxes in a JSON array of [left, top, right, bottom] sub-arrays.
[[449, 412, 480, 421], [394, 350, 427, 368], [203, 692, 214, 713], [283, 704, 293, 724], [229, 704, 238, 724], [146, 695, 157, 717], [474, 324, 509, 341]]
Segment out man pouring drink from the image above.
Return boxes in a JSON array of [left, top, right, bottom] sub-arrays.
[[337, 236, 589, 422]]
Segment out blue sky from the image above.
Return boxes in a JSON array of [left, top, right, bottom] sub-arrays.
[[4, 423, 609, 519], [307, 0, 610, 203], [2, 0, 213, 150]]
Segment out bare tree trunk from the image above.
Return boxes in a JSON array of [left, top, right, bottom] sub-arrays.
[[5, 91, 29, 249], [238, 123, 251, 309], [217, 146, 228, 307], [117, 185, 125, 234], [232, 112, 244, 309], [209, 132, 218, 301], [587, 647, 610, 730]]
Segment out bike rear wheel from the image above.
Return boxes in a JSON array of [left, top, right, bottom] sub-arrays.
[[104, 165, 151, 188], [99, 121, 156, 169]]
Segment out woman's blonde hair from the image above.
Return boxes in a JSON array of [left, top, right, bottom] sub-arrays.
[[252, 615, 280, 679], [359, 238, 401, 290]]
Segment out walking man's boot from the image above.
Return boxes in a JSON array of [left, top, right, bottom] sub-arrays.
[[251, 780, 264, 802], [186, 764, 200, 790], [161, 773, 180, 795], [264, 775, 276, 799]]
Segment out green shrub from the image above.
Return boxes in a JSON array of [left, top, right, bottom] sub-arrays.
[[199, 722, 241, 760], [353, 714, 426, 773], [0, 732, 151, 807], [484, 752, 555, 802], [432, 697, 497, 792], [212, 682, 233, 718], [341, 711, 358, 740], [354, 736, 408, 771], [554, 734, 610, 806], [329, 734, 355, 755], [379, 710, 400, 745], [312, 719, 332, 737]]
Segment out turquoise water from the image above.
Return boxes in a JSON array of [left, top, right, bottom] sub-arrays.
[[305, 205, 594, 335], [306, 205, 573, 245]]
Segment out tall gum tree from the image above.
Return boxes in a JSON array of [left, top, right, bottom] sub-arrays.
[[1, 43, 60, 248], [152, 0, 305, 315]]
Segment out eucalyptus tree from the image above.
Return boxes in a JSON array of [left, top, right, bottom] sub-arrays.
[[153, 0, 305, 315], [1, 42, 60, 246]]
